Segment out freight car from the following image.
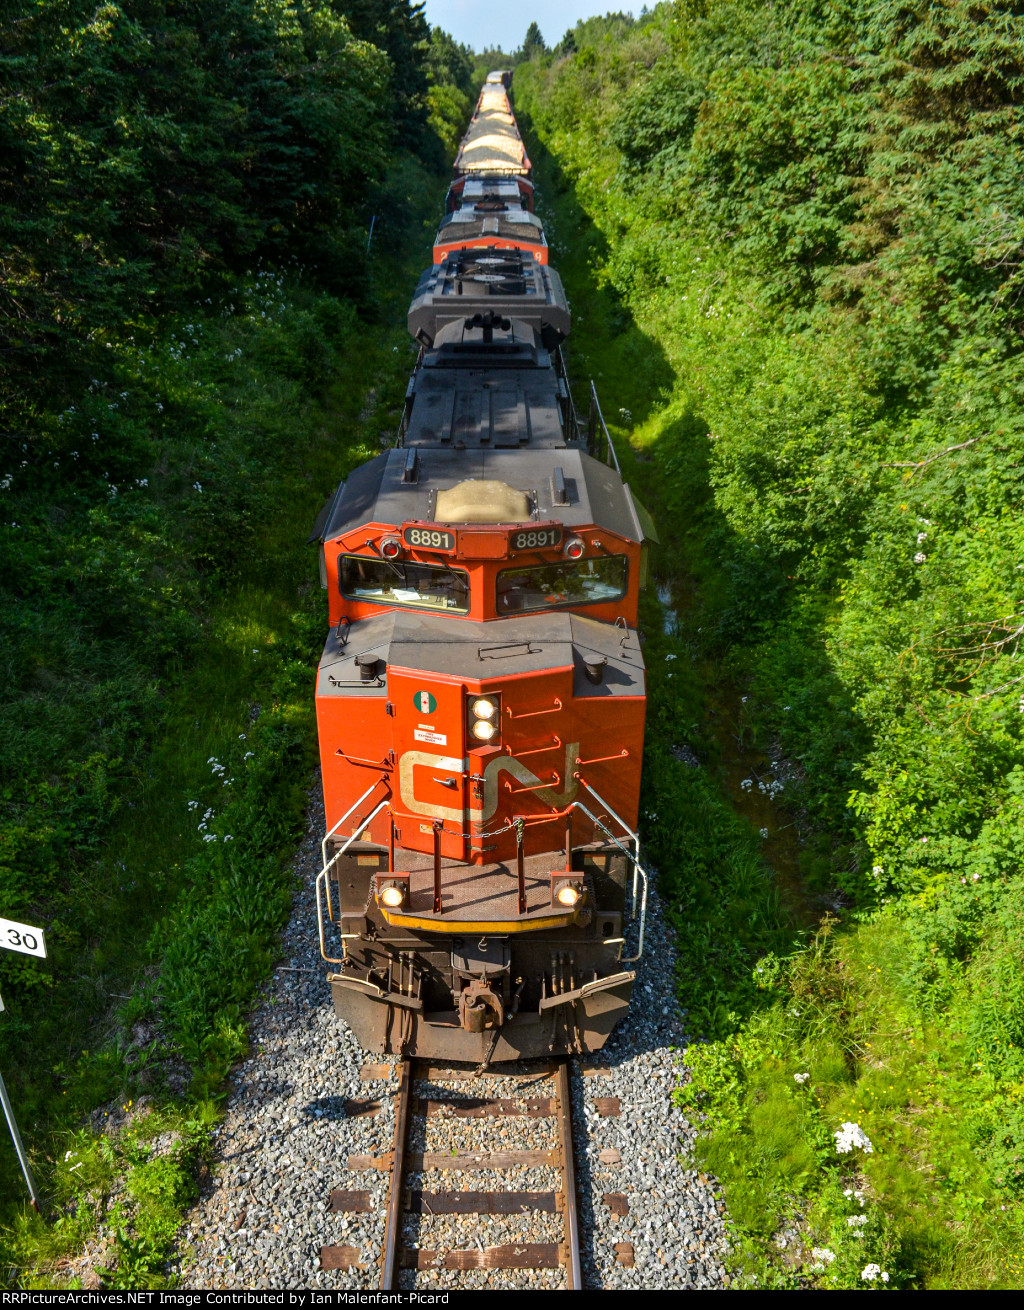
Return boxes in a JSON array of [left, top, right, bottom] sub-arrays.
[[311, 75, 655, 1067]]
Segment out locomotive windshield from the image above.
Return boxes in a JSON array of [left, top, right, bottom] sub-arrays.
[[340, 555, 469, 612], [495, 556, 627, 613]]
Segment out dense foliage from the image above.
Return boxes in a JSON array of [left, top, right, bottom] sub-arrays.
[[516, 0, 1024, 1287], [0, 0, 457, 1281]]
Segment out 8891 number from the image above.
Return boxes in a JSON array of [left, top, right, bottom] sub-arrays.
[[403, 527, 455, 552], [511, 527, 561, 550]]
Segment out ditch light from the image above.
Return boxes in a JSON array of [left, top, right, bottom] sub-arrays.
[[470, 695, 499, 742]]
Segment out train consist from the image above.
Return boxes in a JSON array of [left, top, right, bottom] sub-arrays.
[[311, 72, 656, 1067]]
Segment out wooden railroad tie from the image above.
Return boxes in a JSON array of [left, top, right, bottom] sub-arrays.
[[406, 1190, 562, 1214], [400, 1243, 564, 1270], [328, 1189, 372, 1213], [415, 1062, 557, 1081], [320, 1245, 365, 1270], [348, 1148, 558, 1172], [417, 1096, 554, 1118]]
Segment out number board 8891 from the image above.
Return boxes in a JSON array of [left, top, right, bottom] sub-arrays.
[[403, 526, 456, 553], [511, 527, 562, 551]]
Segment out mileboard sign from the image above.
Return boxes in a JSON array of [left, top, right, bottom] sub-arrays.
[[0, 917, 46, 959], [403, 525, 456, 553], [511, 526, 562, 551]]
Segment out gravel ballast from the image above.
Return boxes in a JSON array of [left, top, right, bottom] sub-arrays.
[[179, 787, 732, 1290]]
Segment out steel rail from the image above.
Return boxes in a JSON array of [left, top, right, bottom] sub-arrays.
[[555, 1059, 582, 1289], [380, 1059, 413, 1290]]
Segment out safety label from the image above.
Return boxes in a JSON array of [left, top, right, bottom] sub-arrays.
[[413, 728, 447, 746]]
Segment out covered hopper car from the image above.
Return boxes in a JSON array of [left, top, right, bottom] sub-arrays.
[[311, 73, 656, 1068]]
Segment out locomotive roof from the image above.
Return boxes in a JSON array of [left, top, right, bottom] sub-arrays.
[[439, 208, 543, 232], [404, 357, 565, 445], [458, 178, 527, 204], [409, 252, 569, 347], [317, 445, 650, 546]]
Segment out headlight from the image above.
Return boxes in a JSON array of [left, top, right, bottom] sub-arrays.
[[379, 882, 405, 908], [556, 884, 581, 907], [564, 537, 585, 560], [471, 697, 497, 720], [471, 719, 497, 742], [380, 536, 402, 559]]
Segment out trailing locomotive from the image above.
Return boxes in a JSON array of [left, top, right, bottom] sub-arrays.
[[310, 73, 656, 1067]]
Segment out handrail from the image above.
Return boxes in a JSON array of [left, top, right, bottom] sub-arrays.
[[506, 697, 562, 720], [316, 798, 391, 963], [514, 737, 562, 757], [569, 800, 649, 963], [574, 775, 645, 916], [575, 749, 629, 767], [334, 749, 394, 771], [589, 381, 622, 475], [503, 772, 560, 794], [316, 784, 649, 963], [321, 778, 388, 869]]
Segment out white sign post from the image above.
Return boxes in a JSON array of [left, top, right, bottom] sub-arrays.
[[0, 920, 46, 1211]]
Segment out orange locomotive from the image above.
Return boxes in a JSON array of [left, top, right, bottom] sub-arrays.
[[310, 74, 656, 1066]]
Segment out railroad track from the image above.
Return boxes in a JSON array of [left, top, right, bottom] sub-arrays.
[[319, 1058, 633, 1287]]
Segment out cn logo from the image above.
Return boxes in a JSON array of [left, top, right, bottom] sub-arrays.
[[414, 690, 437, 714]]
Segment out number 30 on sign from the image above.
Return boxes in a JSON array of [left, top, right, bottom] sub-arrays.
[[0, 918, 46, 959]]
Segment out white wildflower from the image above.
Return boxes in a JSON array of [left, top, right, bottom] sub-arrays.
[[916, 532, 927, 544], [811, 1247, 835, 1267], [187, 800, 199, 811], [759, 827, 769, 838], [193, 482, 203, 493], [835, 1122, 874, 1154], [740, 778, 753, 791], [881, 1273, 889, 1282], [872, 865, 883, 878], [861, 1263, 881, 1280], [847, 1214, 868, 1227], [794, 1072, 810, 1084], [913, 551, 926, 564], [664, 653, 677, 661]]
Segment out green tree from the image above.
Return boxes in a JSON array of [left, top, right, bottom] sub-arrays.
[[518, 21, 548, 62]]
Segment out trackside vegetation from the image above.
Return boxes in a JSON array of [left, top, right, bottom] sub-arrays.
[[515, 0, 1024, 1289], [0, 0, 467, 1286]]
